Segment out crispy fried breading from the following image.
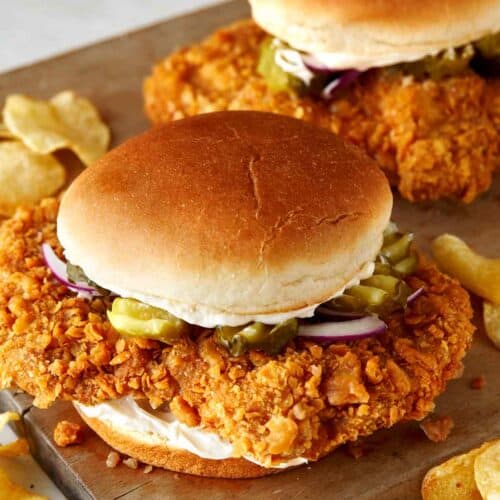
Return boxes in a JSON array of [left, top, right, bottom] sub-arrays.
[[144, 20, 500, 203], [0, 200, 475, 464]]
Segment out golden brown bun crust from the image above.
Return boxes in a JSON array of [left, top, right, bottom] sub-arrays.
[[250, 0, 499, 57], [57, 111, 392, 321], [80, 414, 277, 478]]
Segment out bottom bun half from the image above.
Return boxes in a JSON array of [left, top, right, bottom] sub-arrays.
[[80, 414, 281, 478]]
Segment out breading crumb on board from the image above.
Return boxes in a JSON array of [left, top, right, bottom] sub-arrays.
[[143, 464, 154, 474], [123, 457, 139, 470], [420, 415, 455, 443], [470, 376, 486, 390], [106, 451, 121, 468], [144, 20, 500, 203], [53, 420, 85, 447], [0, 199, 475, 465]]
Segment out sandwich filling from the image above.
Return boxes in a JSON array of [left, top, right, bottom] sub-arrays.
[[75, 397, 308, 469], [76, 261, 375, 329], [259, 32, 499, 96]]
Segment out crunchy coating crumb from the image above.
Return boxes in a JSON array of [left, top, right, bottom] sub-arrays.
[[346, 441, 366, 460], [144, 20, 500, 203], [470, 375, 486, 390], [53, 420, 85, 447], [143, 464, 154, 474], [0, 200, 475, 465], [420, 415, 455, 442], [106, 451, 121, 468], [123, 457, 139, 470]]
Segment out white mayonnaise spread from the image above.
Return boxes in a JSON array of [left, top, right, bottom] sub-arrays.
[[275, 45, 440, 81], [99, 261, 375, 328], [75, 397, 307, 469]]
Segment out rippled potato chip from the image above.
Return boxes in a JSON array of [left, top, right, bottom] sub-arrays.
[[422, 441, 499, 500], [475, 440, 500, 500], [0, 142, 65, 216], [0, 411, 29, 457], [3, 91, 110, 166], [0, 122, 13, 139], [422, 445, 486, 499], [0, 412, 20, 428], [484, 302, 500, 349], [0, 468, 47, 500]]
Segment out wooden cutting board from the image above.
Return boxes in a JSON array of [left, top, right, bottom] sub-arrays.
[[0, 1, 499, 498]]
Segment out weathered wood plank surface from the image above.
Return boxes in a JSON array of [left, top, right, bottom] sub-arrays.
[[0, 1, 499, 498]]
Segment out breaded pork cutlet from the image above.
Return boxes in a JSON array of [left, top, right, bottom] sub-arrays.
[[144, 20, 500, 203], [0, 198, 474, 468]]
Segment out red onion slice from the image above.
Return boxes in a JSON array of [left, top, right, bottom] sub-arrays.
[[407, 287, 424, 304], [299, 315, 387, 343], [42, 243, 97, 294], [301, 54, 337, 74], [321, 70, 361, 100]]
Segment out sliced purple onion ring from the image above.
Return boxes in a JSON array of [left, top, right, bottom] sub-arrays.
[[407, 287, 424, 304], [301, 54, 337, 74], [42, 243, 97, 294], [321, 70, 362, 100], [298, 315, 387, 343]]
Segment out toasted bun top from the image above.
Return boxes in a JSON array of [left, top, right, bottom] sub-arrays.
[[57, 111, 391, 325], [249, 0, 500, 65]]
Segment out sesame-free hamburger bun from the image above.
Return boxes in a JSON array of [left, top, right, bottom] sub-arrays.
[[57, 111, 392, 328], [249, 0, 500, 68]]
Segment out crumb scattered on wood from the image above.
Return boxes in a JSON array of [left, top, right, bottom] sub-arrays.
[[144, 464, 154, 474], [470, 375, 486, 390], [346, 441, 366, 459], [106, 451, 121, 468], [420, 415, 455, 442], [53, 420, 85, 447], [123, 457, 139, 469]]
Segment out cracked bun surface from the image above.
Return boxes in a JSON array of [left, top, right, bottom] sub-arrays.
[[57, 111, 392, 324]]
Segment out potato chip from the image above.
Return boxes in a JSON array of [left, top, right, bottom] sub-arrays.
[[0, 141, 65, 216], [421, 441, 496, 500], [475, 440, 500, 500], [0, 412, 20, 428], [0, 468, 47, 500], [432, 234, 500, 304], [484, 302, 500, 349], [3, 91, 110, 166], [0, 439, 29, 458], [0, 122, 13, 139]]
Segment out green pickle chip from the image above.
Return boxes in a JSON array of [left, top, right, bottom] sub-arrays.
[[216, 318, 298, 357], [257, 38, 305, 94], [107, 298, 187, 344]]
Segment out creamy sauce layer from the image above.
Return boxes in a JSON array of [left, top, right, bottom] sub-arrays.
[[275, 46, 441, 79], [75, 397, 307, 469], [96, 261, 375, 328]]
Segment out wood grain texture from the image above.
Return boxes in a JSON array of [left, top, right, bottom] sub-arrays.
[[0, 0, 499, 498]]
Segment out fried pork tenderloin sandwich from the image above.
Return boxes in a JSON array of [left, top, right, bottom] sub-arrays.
[[0, 112, 475, 479], [144, 0, 500, 203]]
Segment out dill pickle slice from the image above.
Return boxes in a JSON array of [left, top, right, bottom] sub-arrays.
[[345, 285, 388, 306], [363, 275, 401, 294], [475, 32, 500, 60], [399, 45, 473, 79], [215, 318, 298, 357], [107, 298, 187, 344], [392, 255, 418, 277], [473, 32, 500, 75], [381, 233, 414, 264], [257, 38, 305, 94], [374, 262, 394, 276], [327, 294, 367, 312]]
